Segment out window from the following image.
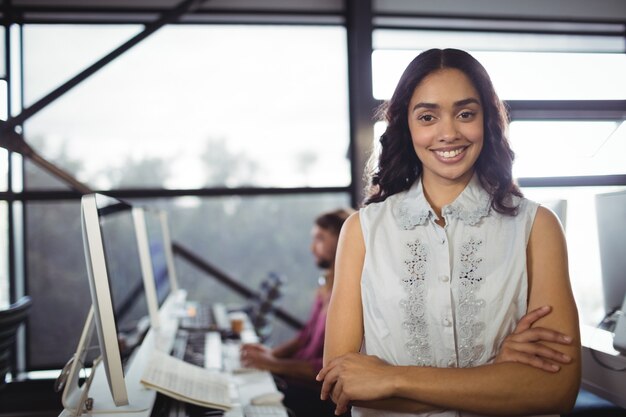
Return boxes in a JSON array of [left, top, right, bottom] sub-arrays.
[[21, 23, 351, 369], [510, 121, 626, 178], [23, 24, 350, 190], [0, 201, 8, 308]]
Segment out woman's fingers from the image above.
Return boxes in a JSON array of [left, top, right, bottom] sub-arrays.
[[513, 305, 552, 334], [319, 363, 339, 401], [507, 326, 572, 344], [503, 339, 571, 362], [497, 339, 572, 372], [331, 377, 349, 414]]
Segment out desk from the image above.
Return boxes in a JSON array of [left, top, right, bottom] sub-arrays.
[[580, 324, 626, 408], [59, 293, 279, 417]]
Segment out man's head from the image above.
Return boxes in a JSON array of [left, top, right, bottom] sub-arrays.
[[311, 208, 354, 270]]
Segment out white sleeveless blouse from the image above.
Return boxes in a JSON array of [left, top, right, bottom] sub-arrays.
[[355, 175, 546, 417]]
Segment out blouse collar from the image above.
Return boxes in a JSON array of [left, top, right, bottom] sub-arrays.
[[392, 174, 492, 230]]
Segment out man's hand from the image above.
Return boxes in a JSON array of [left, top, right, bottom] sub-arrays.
[[240, 343, 277, 371]]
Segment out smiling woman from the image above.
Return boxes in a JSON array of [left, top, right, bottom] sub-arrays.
[[320, 49, 581, 417]]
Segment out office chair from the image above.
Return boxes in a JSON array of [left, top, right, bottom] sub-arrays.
[[0, 295, 32, 386]]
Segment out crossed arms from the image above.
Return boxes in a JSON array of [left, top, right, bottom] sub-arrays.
[[319, 207, 581, 415]]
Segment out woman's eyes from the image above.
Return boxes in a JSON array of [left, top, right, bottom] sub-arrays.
[[418, 114, 435, 122], [417, 111, 475, 123], [458, 111, 476, 119]]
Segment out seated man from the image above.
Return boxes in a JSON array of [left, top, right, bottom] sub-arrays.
[[240, 208, 354, 417]]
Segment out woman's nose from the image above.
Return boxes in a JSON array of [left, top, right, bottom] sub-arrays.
[[438, 117, 458, 142]]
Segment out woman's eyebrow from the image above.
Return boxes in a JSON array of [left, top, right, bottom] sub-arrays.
[[454, 97, 481, 107], [411, 102, 438, 112], [411, 97, 481, 113]]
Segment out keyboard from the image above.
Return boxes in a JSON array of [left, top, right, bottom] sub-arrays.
[[212, 303, 231, 331], [179, 302, 231, 333], [180, 303, 215, 331], [243, 405, 289, 417]]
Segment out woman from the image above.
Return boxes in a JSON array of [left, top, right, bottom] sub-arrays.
[[317, 49, 580, 416]]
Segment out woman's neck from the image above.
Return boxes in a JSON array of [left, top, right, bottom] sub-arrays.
[[422, 171, 473, 218]]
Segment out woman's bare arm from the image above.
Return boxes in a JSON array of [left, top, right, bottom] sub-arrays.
[[322, 213, 439, 413]]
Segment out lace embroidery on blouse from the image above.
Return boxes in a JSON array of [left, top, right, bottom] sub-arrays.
[[395, 204, 431, 230], [457, 236, 486, 367], [400, 239, 432, 366], [443, 193, 491, 227], [394, 186, 491, 230]]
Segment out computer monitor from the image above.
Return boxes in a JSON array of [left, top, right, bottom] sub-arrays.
[[133, 207, 173, 329], [62, 194, 150, 411], [156, 210, 180, 294], [595, 190, 626, 316]]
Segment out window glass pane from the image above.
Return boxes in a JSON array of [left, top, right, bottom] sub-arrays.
[[23, 25, 350, 189], [372, 33, 626, 100], [511, 121, 626, 178], [0, 78, 6, 193], [0, 201, 8, 309], [26, 200, 88, 370], [23, 24, 142, 107], [374, 29, 626, 54], [26, 193, 351, 369], [0, 150, 6, 192], [521, 186, 626, 327], [0, 79, 7, 121], [0, 27, 5, 78]]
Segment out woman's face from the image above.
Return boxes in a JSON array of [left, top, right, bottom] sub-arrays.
[[407, 68, 484, 186]]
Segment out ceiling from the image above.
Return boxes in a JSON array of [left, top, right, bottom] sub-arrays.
[[1, 0, 625, 24]]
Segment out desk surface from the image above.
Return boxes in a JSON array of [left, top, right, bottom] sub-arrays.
[[580, 324, 626, 409], [59, 293, 279, 417]]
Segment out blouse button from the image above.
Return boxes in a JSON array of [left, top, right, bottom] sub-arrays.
[[439, 275, 449, 283]]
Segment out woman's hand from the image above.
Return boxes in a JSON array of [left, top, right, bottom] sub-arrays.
[[496, 305, 573, 372], [316, 353, 394, 415]]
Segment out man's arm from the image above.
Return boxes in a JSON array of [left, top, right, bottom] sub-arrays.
[[272, 337, 302, 358], [240, 343, 319, 380]]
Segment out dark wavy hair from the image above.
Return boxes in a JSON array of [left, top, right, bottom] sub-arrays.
[[364, 48, 522, 215]]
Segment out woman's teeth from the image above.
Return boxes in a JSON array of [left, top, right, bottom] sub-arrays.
[[436, 148, 464, 158]]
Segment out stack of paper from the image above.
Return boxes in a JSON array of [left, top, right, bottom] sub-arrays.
[[141, 350, 233, 410]]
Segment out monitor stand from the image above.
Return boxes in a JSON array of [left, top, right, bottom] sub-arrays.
[[59, 308, 154, 416]]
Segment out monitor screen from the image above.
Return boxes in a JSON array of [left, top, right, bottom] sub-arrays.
[[143, 209, 171, 307], [96, 195, 150, 341], [595, 190, 626, 315]]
